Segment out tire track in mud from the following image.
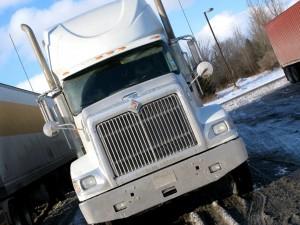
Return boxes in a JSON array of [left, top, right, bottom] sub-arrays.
[[248, 192, 266, 225], [182, 195, 250, 225]]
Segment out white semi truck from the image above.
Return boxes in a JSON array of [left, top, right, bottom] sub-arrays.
[[22, 0, 252, 224], [0, 84, 77, 225]]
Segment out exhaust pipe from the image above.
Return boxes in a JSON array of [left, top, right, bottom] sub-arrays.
[[154, 0, 176, 41], [21, 24, 58, 89]]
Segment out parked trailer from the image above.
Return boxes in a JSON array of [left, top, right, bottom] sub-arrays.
[[0, 83, 76, 225], [265, 1, 300, 83]]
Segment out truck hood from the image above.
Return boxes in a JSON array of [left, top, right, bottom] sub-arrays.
[[81, 73, 188, 125]]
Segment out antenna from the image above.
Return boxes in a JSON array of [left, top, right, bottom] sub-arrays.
[[177, 0, 196, 38], [9, 33, 34, 92]]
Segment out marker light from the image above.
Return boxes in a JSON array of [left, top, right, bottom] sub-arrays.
[[114, 202, 127, 212]]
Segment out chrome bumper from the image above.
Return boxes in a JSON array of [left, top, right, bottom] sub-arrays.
[[80, 138, 248, 224]]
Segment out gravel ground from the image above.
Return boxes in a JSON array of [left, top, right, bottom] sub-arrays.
[[41, 83, 300, 225]]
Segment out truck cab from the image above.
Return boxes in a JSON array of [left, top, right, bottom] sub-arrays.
[[22, 0, 252, 224]]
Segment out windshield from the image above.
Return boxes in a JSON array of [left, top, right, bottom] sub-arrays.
[[63, 42, 179, 115]]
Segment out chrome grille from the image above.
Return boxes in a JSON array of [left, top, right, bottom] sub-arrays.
[[97, 94, 197, 177]]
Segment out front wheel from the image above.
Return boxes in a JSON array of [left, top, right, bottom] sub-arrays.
[[230, 162, 253, 196]]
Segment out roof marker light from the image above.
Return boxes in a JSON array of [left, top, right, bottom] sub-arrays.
[[95, 55, 103, 60], [105, 50, 114, 56], [63, 71, 70, 76], [116, 47, 126, 52], [150, 35, 161, 40]]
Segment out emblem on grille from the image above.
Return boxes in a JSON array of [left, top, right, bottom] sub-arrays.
[[122, 92, 138, 101], [129, 100, 141, 113]]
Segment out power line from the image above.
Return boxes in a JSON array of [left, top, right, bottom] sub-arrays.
[[9, 33, 34, 92]]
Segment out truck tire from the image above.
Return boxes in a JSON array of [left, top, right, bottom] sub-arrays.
[[284, 66, 300, 83], [290, 65, 300, 83], [284, 67, 296, 83], [230, 162, 253, 196]]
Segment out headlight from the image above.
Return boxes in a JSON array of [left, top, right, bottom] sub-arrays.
[[212, 121, 228, 135], [80, 176, 97, 190], [72, 173, 111, 199]]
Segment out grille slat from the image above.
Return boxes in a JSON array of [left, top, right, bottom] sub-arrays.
[[167, 98, 189, 148], [119, 115, 137, 169], [164, 100, 185, 151], [157, 100, 181, 153], [163, 99, 184, 152], [130, 114, 156, 164], [124, 114, 147, 168], [108, 119, 128, 174], [115, 116, 136, 171], [169, 97, 193, 145], [98, 123, 120, 174], [142, 104, 170, 158], [153, 101, 176, 156], [100, 122, 123, 174], [97, 94, 197, 177]]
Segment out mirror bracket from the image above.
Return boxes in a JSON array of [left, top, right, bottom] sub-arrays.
[[43, 121, 77, 138]]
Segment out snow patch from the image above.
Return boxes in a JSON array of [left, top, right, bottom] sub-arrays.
[[208, 68, 286, 106], [222, 78, 288, 111], [275, 166, 289, 177]]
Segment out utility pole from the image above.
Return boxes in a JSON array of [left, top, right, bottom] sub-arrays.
[[204, 8, 238, 88]]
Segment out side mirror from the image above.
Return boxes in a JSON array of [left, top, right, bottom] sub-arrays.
[[196, 61, 213, 79], [43, 121, 60, 137], [190, 62, 214, 87]]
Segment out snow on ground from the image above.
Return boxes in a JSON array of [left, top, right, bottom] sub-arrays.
[[208, 68, 286, 106], [222, 77, 288, 111]]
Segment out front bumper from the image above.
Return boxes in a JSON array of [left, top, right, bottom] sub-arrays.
[[80, 138, 248, 224]]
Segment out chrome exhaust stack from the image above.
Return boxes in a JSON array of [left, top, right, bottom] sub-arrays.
[[154, 0, 176, 41], [21, 24, 58, 89]]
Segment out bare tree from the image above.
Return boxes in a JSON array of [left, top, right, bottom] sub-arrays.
[[264, 0, 284, 17], [197, 39, 212, 62], [233, 27, 258, 74], [247, 0, 279, 71], [194, 0, 282, 95]]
